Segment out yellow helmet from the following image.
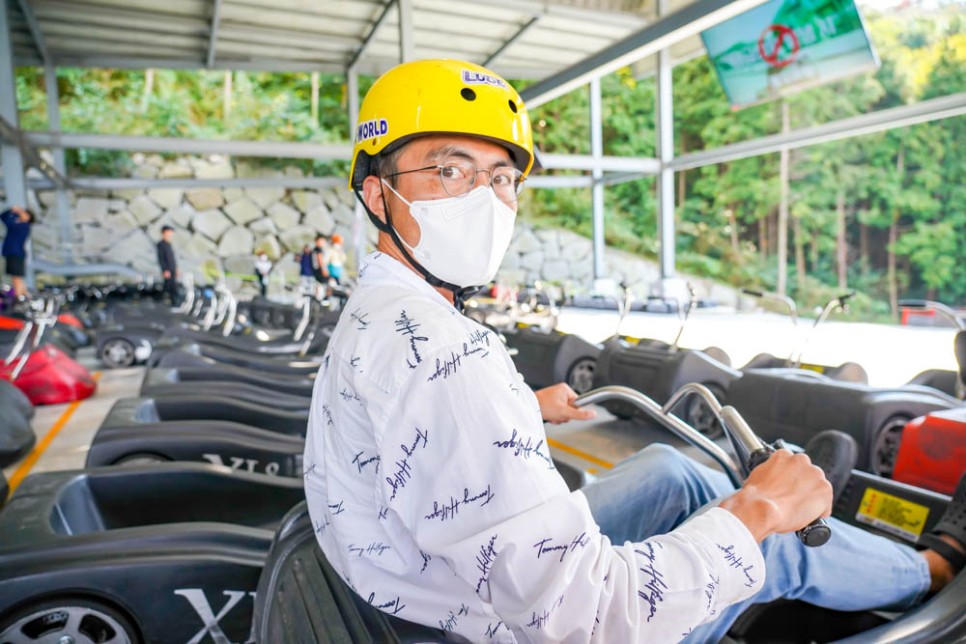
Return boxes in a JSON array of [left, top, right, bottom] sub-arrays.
[[349, 59, 534, 191]]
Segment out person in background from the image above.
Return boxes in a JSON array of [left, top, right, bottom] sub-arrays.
[[311, 234, 330, 300], [297, 244, 314, 294], [156, 224, 180, 305], [1, 206, 35, 299], [254, 251, 272, 298], [327, 233, 347, 284]]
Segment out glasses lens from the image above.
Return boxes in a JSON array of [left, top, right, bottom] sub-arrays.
[[437, 162, 524, 203], [491, 167, 524, 202], [438, 162, 475, 198]]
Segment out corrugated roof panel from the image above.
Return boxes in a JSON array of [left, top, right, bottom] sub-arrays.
[[44, 38, 200, 60], [11, 0, 712, 81], [215, 24, 359, 51], [41, 23, 206, 50], [33, 2, 208, 35], [219, 3, 369, 37], [45, 0, 210, 19], [215, 40, 346, 63]]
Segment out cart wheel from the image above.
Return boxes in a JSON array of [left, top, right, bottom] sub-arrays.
[[113, 453, 169, 466], [872, 416, 908, 477], [683, 383, 725, 439], [0, 596, 138, 643], [566, 358, 597, 395], [100, 338, 136, 368]]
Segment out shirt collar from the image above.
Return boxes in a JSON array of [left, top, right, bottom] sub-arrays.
[[358, 252, 455, 309]]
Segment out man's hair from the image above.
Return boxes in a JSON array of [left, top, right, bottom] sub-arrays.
[[372, 146, 406, 186], [315, 233, 327, 242], [23, 209, 36, 223], [161, 225, 174, 233]]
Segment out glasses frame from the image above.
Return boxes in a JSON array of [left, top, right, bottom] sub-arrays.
[[384, 161, 526, 203]]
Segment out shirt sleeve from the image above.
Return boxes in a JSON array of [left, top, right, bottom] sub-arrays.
[[371, 338, 765, 643]]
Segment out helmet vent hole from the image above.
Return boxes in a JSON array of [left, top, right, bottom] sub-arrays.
[[460, 88, 477, 101], [508, 100, 518, 113]]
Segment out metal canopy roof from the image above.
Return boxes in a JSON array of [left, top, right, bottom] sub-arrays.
[[7, 0, 706, 80]]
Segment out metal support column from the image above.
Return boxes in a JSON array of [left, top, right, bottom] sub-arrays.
[[655, 12, 675, 281], [398, 0, 414, 63], [346, 66, 366, 272], [45, 63, 73, 263], [0, 0, 30, 284], [0, 1, 26, 208], [589, 77, 605, 280]]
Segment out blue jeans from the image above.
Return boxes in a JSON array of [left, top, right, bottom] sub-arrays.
[[581, 444, 931, 643]]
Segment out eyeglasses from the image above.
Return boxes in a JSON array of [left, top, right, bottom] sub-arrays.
[[385, 160, 525, 203]]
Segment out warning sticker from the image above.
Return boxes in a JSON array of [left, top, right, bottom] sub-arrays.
[[855, 488, 930, 542]]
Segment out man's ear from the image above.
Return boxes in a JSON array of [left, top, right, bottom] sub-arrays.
[[361, 175, 388, 225]]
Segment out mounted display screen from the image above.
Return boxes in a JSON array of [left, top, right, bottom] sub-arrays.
[[700, 0, 879, 109]]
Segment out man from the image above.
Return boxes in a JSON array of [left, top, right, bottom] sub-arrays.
[[254, 251, 272, 298], [327, 233, 346, 284], [303, 59, 963, 642], [156, 225, 179, 305], [311, 234, 330, 299], [1, 206, 34, 299]]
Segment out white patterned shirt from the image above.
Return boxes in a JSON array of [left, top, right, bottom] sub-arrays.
[[303, 252, 765, 643]]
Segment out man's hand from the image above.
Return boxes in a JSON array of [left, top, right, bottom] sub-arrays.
[[719, 449, 832, 543], [11, 206, 29, 222], [163, 270, 171, 279], [534, 383, 597, 424]]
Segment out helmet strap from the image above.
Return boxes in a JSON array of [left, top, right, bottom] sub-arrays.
[[353, 187, 479, 312]]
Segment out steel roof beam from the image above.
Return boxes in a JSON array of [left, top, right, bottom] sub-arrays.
[[14, 0, 49, 67], [521, 0, 768, 109], [540, 152, 660, 175], [206, 0, 223, 68], [670, 92, 966, 172], [50, 176, 347, 191], [483, 15, 539, 67], [347, 0, 395, 71], [24, 131, 352, 160]]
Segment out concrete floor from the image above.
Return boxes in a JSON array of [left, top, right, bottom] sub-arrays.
[[2, 350, 144, 491]]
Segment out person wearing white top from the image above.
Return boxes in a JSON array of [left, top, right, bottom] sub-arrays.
[[303, 59, 960, 643]]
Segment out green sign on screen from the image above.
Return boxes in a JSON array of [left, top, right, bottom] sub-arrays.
[[700, 0, 880, 109]]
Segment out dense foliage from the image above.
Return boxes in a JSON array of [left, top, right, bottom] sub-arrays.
[[14, 5, 965, 314]]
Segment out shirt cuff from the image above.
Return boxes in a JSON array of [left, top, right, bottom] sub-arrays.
[[675, 506, 767, 610]]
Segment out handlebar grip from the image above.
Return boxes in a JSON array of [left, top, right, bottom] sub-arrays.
[[746, 447, 831, 548], [742, 288, 764, 297], [838, 290, 857, 303]]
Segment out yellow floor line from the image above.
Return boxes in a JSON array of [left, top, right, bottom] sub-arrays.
[[547, 437, 614, 470], [6, 371, 102, 498]]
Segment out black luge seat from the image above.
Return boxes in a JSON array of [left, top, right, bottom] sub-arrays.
[[101, 396, 308, 435], [143, 381, 310, 410], [150, 344, 321, 375], [253, 502, 456, 644], [142, 366, 314, 397]]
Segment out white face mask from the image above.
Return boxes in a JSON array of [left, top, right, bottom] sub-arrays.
[[382, 181, 516, 288]]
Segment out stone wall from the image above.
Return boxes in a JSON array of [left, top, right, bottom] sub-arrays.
[[28, 154, 739, 304]]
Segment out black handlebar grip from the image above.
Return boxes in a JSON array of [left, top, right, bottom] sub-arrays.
[[742, 288, 764, 297], [838, 290, 857, 304], [746, 447, 831, 548]]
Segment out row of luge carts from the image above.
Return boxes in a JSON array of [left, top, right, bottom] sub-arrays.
[[0, 281, 963, 642], [505, 290, 966, 494]]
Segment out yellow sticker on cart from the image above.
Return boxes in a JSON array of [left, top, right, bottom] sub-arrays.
[[855, 488, 930, 542]]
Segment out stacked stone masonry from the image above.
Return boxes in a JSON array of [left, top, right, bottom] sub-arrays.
[[27, 155, 737, 304]]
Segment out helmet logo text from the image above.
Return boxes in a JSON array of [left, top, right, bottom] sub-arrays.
[[357, 118, 389, 142], [461, 70, 507, 89]]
